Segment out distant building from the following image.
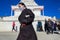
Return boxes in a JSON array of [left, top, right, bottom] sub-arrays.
[[0, 0, 57, 31]]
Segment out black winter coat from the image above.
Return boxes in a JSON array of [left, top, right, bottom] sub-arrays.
[[17, 8, 37, 40]]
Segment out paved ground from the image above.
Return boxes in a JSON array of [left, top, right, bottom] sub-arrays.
[[0, 31, 60, 40]]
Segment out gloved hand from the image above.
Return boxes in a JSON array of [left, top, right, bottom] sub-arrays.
[[21, 24, 26, 27]]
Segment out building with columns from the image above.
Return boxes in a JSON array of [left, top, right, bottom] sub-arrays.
[[0, 0, 56, 31], [11, 0, 44, 31]]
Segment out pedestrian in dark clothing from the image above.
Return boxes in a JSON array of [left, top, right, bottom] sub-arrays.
[[17, 2, 37, 40], [54, 22, 57, 31], [57, 24, 60, 30], [37, 21, 43, 31], [44, 20, 48, 32], [47, 19, 54, 34], [44, 19, 50, 34]]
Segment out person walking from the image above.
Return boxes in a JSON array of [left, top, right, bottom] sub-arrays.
[[12, 21, 16, 32], [17, 2, 37, 40], [47, 19, 54, 34]]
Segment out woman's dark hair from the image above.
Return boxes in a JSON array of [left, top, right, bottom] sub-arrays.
[[19, 2, 26, 7]]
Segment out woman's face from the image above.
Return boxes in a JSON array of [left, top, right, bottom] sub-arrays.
[[18, 4, 25, 10], [18, 4, 24, 8]]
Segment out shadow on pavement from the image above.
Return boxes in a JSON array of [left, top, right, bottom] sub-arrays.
[[54, 32, 60, 35]]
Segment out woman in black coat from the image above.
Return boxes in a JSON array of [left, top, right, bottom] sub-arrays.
[[17, 3, 37, 40]]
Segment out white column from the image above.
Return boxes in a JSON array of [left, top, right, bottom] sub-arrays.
[[43, 9, 44, 16], [11, 9, 12, 16], [11, 6, 13, 16]]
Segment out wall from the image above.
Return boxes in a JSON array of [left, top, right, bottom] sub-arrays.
[[0, 20, 45, 32]]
